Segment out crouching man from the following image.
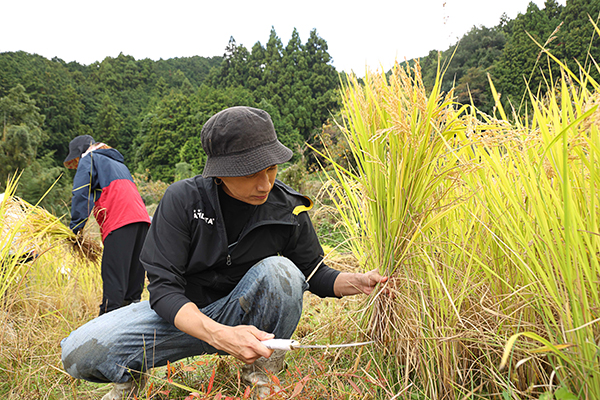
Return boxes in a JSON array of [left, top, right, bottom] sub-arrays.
[[61, 106, 387, 399]]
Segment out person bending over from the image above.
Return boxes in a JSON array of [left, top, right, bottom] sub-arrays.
[[64, 135, 151, 315]]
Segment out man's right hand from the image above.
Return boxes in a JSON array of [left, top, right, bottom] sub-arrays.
[[173, 302, 274, 364], [209, 324, 274, 363]]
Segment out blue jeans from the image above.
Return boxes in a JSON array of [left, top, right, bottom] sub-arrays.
[[61, 256, 308, 383]]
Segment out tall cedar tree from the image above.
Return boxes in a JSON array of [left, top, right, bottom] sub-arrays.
[[95, 94, 124, 149], [207, 27, 338, 141], [554, 0, 600, 80], [494, 1, 565, 112]]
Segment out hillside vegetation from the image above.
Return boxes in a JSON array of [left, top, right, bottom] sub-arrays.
[[1, 0, 599, 216]]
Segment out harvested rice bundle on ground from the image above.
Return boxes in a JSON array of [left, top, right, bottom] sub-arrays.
[[0, 193, 102, 264]]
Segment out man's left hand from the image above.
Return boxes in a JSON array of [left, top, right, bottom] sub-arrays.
[[333, 270, 388, 297]]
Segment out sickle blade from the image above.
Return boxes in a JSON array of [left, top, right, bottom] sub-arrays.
[[293, 341, 374, 349]]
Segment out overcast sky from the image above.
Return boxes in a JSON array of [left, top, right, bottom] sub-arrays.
[[1, 0, 564, 75]]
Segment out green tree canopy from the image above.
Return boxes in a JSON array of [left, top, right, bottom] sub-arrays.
[[554, 0, 600, 81], [0, 84, 46, 188], [135, 85, 255, 181], [494, 1, 564, 111], [95, 94, 124, 148], [207, 27, 339, 144]]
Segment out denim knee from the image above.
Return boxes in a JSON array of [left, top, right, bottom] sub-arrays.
[[60, 302, 164, 383], [234, 256, 307, 338], [61, 322, 117, 382], [254, 255, 308, 300]]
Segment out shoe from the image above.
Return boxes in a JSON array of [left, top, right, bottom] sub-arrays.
[[101, 375, 147, 400], [241, 350, 286, 399]]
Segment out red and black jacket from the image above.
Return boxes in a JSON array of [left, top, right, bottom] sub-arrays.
[[141, 176, 340, 325], [69, 148, 151, 241]]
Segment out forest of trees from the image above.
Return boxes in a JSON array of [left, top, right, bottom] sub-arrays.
[[1, 0, 599, 216], [415, 0, 599, 113]]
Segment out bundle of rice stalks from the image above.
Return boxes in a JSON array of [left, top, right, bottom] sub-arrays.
[[65, 229, 103, 265], [1, 193, 102, 265], [317, 61, 469, 342]]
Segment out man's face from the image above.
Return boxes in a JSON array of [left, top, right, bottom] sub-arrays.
[[220, 165, 278, 205]]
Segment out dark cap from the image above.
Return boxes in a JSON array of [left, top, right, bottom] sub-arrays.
[[64, 135, 95, 169], [201, 106, 293, 177]]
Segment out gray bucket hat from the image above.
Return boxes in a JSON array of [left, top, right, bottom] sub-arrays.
[[201, 106, 293, 177]]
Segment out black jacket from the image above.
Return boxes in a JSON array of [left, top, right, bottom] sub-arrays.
[[141, 176, 340, 325]]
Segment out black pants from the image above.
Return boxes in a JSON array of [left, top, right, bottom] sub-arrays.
[[99, 222, 149, 316]]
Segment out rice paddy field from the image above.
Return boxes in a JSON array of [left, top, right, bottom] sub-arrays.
[[2, 39, 600, 399]]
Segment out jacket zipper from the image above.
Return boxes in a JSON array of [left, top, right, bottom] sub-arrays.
[[226, 241, 237, 266], [224, 220, 297, 267]]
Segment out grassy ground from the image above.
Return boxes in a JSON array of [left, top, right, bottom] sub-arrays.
[[1, 259, 386, 400], [1, 176, 388, 400]]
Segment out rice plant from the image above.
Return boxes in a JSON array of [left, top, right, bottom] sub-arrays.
[[485, 67, 600, 397], [318, 45, 600, 397], [316, 61, 479, 397], [0, 175, 103, 398]]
